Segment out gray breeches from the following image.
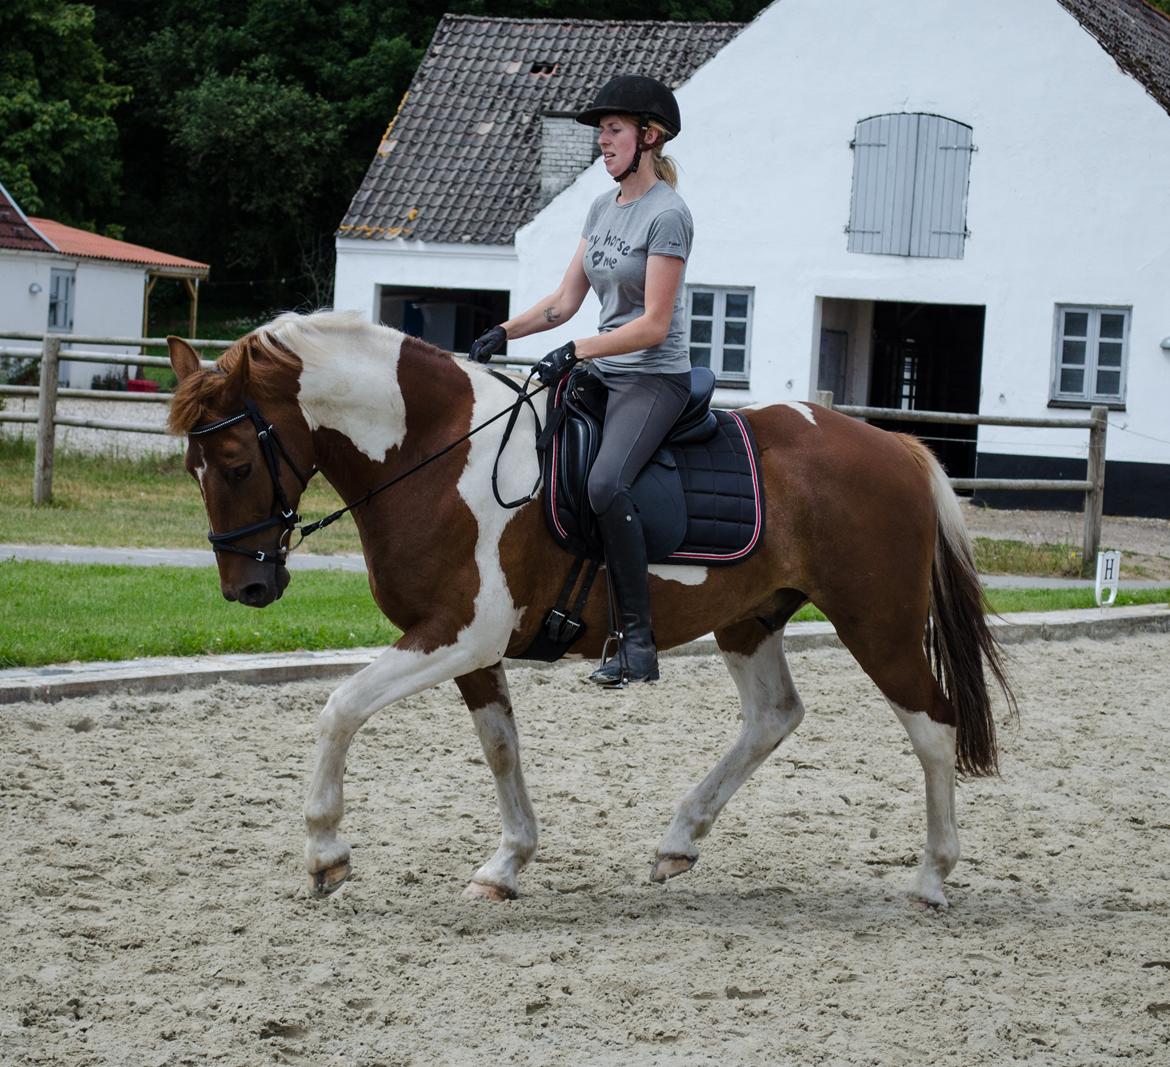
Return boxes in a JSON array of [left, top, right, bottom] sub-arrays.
[[586, 369, 691, 516]]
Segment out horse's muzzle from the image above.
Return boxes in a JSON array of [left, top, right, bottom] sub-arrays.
[[224, 563, 290, 608]]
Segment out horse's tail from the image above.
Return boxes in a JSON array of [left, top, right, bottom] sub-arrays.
[[898, 434, 1018, 777]]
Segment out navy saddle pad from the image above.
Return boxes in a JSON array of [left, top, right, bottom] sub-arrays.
[[540, 366, 765, 565]]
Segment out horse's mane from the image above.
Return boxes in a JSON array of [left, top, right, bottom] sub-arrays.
[[168, 309, 456, 434]]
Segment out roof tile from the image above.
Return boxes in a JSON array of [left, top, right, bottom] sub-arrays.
[[339, 15, 742, 244]]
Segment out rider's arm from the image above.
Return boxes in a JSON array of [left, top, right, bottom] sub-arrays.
[[502, 239, 591, 340], [574, 254, 684, 360]]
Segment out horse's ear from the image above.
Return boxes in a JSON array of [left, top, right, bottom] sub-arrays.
[[167, 337, 202, 381], [223, 338, 252, 401]]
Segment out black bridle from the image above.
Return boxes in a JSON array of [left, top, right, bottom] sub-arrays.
[[187, 400, 312, 565], [186, 372, 547, 567]]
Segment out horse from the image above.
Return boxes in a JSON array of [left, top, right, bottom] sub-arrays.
[[167, 309, 1014, 909]]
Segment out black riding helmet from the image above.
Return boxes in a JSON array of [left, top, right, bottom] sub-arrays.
[[576, 75, 681, 182], [575, 74, 682, 138]]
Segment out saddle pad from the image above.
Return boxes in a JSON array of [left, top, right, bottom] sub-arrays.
[[542, 385, 764, 566], [665, 408, 764, 564]]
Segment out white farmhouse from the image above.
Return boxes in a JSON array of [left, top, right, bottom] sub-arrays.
[[335, 0, 1170, 517], [0, 182, 209, 388]]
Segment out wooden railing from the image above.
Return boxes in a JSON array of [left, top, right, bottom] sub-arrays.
[[815, 390, 1109, 565], [2, 332, 1109, 563], [0, 332, 228, 505]]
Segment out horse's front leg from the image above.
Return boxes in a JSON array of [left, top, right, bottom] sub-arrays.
[[303, 632, 486, 897], [455, 664, 537, 901]]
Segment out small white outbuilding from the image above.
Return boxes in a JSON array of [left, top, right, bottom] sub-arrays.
[[335, 0, 1170, 517], [0, 182, 209, 388]]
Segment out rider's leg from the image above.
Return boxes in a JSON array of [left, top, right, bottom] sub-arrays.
[[586, 370, 689, 684]]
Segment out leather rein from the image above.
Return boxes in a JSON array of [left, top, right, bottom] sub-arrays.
[[187, 372, 547, 566]]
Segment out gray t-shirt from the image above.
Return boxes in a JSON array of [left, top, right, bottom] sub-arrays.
[[581, 181, 693, 375]]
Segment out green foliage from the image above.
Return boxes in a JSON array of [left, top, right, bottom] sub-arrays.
[[0, 0, 129, 226], [92, 0, 428, 293]]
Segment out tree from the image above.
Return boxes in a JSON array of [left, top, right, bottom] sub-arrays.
[[0, 0, 128, 227], [92, 0, 426, 299]]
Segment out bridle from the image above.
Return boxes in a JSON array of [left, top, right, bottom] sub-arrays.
[[186, 370, 547, 567], [187, 400, 311, 565]]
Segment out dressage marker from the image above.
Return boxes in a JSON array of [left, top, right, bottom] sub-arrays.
[[167, 310, 1014, 909]]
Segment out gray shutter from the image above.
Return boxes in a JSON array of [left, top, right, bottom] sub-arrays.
[[847, 114, 917, 255], [909, 115, 973, 259], [848, 113, 974, 259]]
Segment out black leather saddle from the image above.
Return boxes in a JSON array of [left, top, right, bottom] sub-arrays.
[[539, 365, 765, 565]]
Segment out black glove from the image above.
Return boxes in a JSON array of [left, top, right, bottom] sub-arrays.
[[468, 324, 507, 363], [534, 341, 578, 386]]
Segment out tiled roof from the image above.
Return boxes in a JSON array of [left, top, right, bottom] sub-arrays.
[[339, 15, 743, 245], [0, 183, 54, 254], [1057, 0, 1170, 116], [27, 217, 209, 274]]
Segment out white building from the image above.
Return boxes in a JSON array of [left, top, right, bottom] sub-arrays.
[[0, 183, 209, 387], [335, 1, 1170, 517]]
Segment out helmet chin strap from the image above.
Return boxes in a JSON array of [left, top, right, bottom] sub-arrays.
[[613, 123, 651, 183]]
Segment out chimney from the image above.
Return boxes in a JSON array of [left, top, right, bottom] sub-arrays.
[[539, 114, 599, 205]]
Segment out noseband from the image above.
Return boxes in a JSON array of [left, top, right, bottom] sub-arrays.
[[187, 400, 311, 565]]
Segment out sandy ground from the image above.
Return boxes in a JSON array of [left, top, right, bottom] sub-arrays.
[[2, 634, 1168, 1065]]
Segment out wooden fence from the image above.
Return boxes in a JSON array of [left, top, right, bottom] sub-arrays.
[[2, 332, 1108, 563], [0, 332, 229, 505]]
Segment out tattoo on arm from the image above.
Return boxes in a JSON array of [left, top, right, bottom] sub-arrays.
[[542, 306, 561, 324]]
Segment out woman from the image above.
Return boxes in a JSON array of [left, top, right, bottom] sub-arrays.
[[469, 74, 693, 686]]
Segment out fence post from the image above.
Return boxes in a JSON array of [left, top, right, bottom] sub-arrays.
[[816, 389, 834, 409], [1081, 404, 1108, 571], [33, 334, 61, 505]]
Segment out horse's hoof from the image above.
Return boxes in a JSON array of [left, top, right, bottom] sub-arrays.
[[307, 861, 351, 898], [462, 880, 517, 902], [650, 854, 697, 883], [904, 886, 949, 910]]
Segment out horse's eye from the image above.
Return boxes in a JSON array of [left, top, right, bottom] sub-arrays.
[[231, 463, 252, 483]]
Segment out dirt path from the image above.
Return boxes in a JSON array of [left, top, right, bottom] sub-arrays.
[[2, 634, 1168, 1065]]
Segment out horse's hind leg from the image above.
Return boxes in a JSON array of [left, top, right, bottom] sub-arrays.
[[455, 663, 537, 901], [652, 620, 804, 882], [835, 620, 959, 908]]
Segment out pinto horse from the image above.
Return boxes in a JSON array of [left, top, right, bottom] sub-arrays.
[[167, 310, 1013, 909]]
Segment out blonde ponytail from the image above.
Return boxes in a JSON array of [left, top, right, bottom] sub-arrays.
[[645, 121, 678, 188]]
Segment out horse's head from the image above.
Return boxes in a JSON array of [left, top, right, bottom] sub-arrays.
[[168, 332, 314, 607]]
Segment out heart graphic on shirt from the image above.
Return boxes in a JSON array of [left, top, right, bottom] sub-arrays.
[[591, 251, 603, 267]]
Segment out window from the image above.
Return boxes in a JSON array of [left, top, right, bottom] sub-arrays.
[[47, 269, 75, 332], [686, 287, 752, 384], [1052, 306, 1129, 406], [847, 113, 974, 259]]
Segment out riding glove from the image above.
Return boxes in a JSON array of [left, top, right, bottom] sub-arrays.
[[468, 324, 507, 363], [535, 341, 578, 386]]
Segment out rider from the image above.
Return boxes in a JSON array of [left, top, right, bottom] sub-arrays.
[[468, 74, 693, 685]]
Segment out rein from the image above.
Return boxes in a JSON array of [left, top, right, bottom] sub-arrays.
[[188, 371, 547, 565]]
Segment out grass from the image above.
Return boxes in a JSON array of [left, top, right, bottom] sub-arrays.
[[973, 537, 1088, 578], [1, 560, 1165, 668], [0, 438, 364, 554], [0, 562, 398, 669]]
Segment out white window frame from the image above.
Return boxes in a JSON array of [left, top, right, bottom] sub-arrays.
[[1050, 305, 1129, 407], [47, 268, 75, 333], [685, 286, 752, 385]]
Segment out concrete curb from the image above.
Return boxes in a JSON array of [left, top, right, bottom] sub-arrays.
[[2, 605, 1166, 705]]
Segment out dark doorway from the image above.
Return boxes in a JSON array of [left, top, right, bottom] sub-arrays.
[[379, 286, 509, 355], [868, 301, 985, 479]]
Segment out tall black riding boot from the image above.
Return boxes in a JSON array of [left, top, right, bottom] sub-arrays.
[[589, 491, 660, 685]]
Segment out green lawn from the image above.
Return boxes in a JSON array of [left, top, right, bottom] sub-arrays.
[[0, 438, 364, 554], [1, 560, 1165, 669], [0, 562, 398, 669]]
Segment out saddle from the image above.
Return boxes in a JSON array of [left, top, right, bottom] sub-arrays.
[[539, 365, 765, 565]]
